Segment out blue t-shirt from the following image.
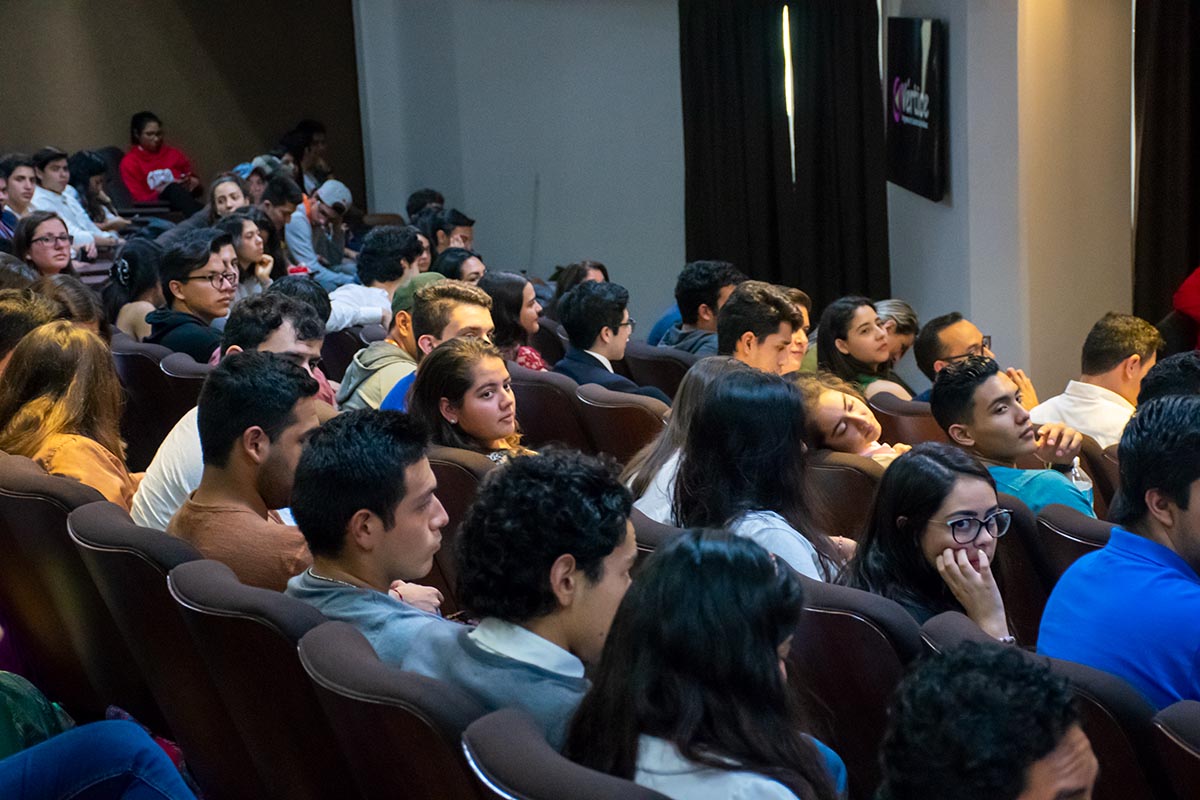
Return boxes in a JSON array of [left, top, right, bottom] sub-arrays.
[[1039, 528, 1200, 709], [380, 371, 416, 412], [987, 465, 1095, 517]]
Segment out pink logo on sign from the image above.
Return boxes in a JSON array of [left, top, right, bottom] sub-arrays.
[[892, 77, 903, 123]]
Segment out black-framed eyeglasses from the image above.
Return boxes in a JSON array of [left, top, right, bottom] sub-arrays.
[[180, 271, 239, 289], [616, 318, 637, 333], [944, 335, 992, 362], [932, 508, 1012, 545], [31, 234, 74, 247]]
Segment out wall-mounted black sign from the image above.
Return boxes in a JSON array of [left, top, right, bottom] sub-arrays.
[[886, 17, 946, 202]]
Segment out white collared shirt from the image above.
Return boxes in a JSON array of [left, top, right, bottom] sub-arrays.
[[1030, 380, 1135, 450], [467, 617, 585, 679], [585, 349, 614, 373], [29, 185, 100, 248]]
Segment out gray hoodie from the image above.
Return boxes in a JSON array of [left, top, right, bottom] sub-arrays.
[[336, 340, 417, 411], [658, 322, 718, 356]]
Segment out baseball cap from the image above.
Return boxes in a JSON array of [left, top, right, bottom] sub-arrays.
[[315, 179, 352, 213]]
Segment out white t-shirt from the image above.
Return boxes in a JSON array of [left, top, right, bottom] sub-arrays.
[[1030, 380, 1134, 450], [635, 736, 800, 800], [130, 407, 202, 530], [631, 450, 680, 525], [327, 284, 390, 332], [730, 511, 825, 581]]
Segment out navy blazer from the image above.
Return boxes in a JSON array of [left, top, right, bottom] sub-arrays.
[[553, 348, 671, 405]]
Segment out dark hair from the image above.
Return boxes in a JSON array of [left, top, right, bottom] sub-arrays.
[[840, 443, 997, 616], [929, 355, 1001, 433], [0, 259, 33, 290], [406, 188, 444, 220], [277, 128, 310, 166], [411, 280, 493, 341], [214, 212, 260, 276], [31, 274, 111, 342], [129, 111, 162, 144], [715, 280, 800, 356], [457, 449, 631, 621], [565, 530, 837, 800], [159, 228, 233, 308], [878, 642, 1079, 800], [66, 150, 110, 223], [674, 260, 747, 325], [413, 207, 475, 257], [32, 147, 69, 173], [358, 226, 423, 286], [816, 296, 882, 382], [431, 247, 483, 281], [291, 410, 430, 558], [478, 270, 533, 352], [261, 173, 303, 208], [0, 288, 63, 361], [547, 260, 609, 319], [101, 239, 163, 323], [1079, 312, 1163, 375], [233, 204, 285, 277], [913, 312, 964, 381], [266, 274, 331, 326], [674, 368, 835, 573], [557, 280, 629, 350], [221, 293, 324, 356], [1138, 350, 1200, 404], [204, 174, 250, 225], [197, 351, 318, 469], [13, 211, 71, 266], [1110, 395, 1200, 527], [782, 286, 812, 314], [0, 153, 34, 181]]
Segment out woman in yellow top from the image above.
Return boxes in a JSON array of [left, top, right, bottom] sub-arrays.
[[0, 321, 140, 509]]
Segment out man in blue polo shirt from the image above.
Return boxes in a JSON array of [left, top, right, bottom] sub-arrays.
[[1039, 395, 1200, 708]]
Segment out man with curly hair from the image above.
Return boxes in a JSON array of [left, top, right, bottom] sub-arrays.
[[878, 643, 1097, 800], [401, 449, 638, 750]]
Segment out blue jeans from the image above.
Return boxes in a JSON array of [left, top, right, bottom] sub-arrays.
[[0, 721, 196, 800]]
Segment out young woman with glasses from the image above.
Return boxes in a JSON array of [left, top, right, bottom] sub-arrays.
[[839, 442, 1016, 642], [12, 211, 76, 278]]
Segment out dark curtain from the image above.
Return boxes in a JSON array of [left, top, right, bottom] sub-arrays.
[[1133, 0, 1200, 323], [679, 0, 890, 313]]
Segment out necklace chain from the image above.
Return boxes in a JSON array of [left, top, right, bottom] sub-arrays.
[[306, 567, 361, 590]]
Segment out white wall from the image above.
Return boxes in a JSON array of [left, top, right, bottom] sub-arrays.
[[354, 0, 686, 329]]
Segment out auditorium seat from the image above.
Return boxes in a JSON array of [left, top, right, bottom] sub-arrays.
[[1100, 443, 1121, 507], [629, 508, 685, 561], [1032, 504, 1112, 589], [620, 340, 700, 401], [462, 708, 672, 800], [299, 621, 488, 800], [867, 393, 949, 446], [111, 332, 187, 471], [805, 450, 884, 540], [574, 383, 668, 466], [507, 361, 593, 452], [993, 493, 1046, 647], [159, 352, 210, 417], [786, 576, 924, 800], [531, 316, 568, 366], [360, 322, 387, 343], [426, 445, 501, 618], [1153, 700, 1200, 800], [1076, 434, 1113, 519], [321, 326, 368, 382], [168, 559, 355, 798], [68, 501, 267, 798], [0, 453, 164, 728]]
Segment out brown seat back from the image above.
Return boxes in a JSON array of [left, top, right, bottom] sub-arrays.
[[299, 621, 488, 800], [462, 708, 673, 800], [530, 316, 567, 366], [0, 453, 163, 726], [360, 323, 387, 343], [1076, 434, 1112, 519], [112, 332, 189, 471], [993, 493, 1047, 647], [68, 501, 266, 797], [1153, 700, 1200, 800], [1100, 443, 1122, 512], [868, 393, 949, 446], [507, 361, 593, 452], [786, 576, 924, 800], [321, 326, 367, 382], [620, 340, 700, 401], [1032, 504, 1112, 590], [629, 508, 686, 563], [168, 559, 355, 798], [574, 384, 668, 466], [805, 450, 884, 540], [426, 445, 500, 617]]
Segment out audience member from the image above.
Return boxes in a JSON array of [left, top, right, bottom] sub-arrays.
[[327, 225, 423, 331], [1039, 395, 1200, 708], [913, 311, 1040, 408], [287, 119, 329, 193], [406, 187, 444, 220], [566, 530, 845, 799], [12, 212, 76, 278], [119, 111, 202, 214], [159, 173, 250, 247], [1172, 262, 1200, 348], [930, 356, 1094, 517], [403, 449, 636, 749], [658, 260, 747, 356], [30, 274, 111, 342], [874, 298, 920, 390], [132, 293, 328, 530], [413, 229, 432, 272], [878, 643, 1097, 800], [166, 352, 319, 591], [622, 356, 749, 524], [414, 206, 475, 258], [1138, 350, 1200, 404], [0, 154, 36, 231], [841, 443, 1015, 639], [66, 150, 133, 236], [816, 296, 911, 399], [145, 228, 236, 362], [0, 321, 138, 508], [214, 210, 274, 299], [0, 288, 61, 373], [30, 147, 117, 252], [0, 166, 12, 252], [101, 239, 165, 342], [0, 255, 34, 288], [257, 173, 303, 264], [553, 281, 671, 403], [286, 179, 357, 290], [794, 373, 910, 467], [408, 337, 532, 463], [431, 246, 486, 284], [715, 280, 800, 374], [244, 155, 283, 205], [545, 260, 608, 321], [478, 270, 547, 369], [779, 286, 812, 374], [674, 367, 844, 578], [1030, 313, 1162, 449], [380, 279, 497, 412]]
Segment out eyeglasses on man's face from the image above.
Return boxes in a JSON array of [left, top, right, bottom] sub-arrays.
[[944, 334, 992, 362], [932, 508, 1012, 545], [616, 318, 637, 334], [182, 271, 239, 290]]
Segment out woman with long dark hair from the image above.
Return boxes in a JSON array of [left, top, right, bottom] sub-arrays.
[[839, 442, 1014, 640], [215, 210, 274, 299], [545, 260, 608, 320], [477, 270, 546, 370], [816, 296, 912, 400], [565, 529, 845, 799], [101, 239, 164, 341], [12, 212, 76, 278], [673, 369, 843, 579]]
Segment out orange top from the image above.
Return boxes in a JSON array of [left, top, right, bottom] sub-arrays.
[[32, 434, 141, 511]]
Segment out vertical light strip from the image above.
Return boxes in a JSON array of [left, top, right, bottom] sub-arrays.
[[783, 5, 797, 183]]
